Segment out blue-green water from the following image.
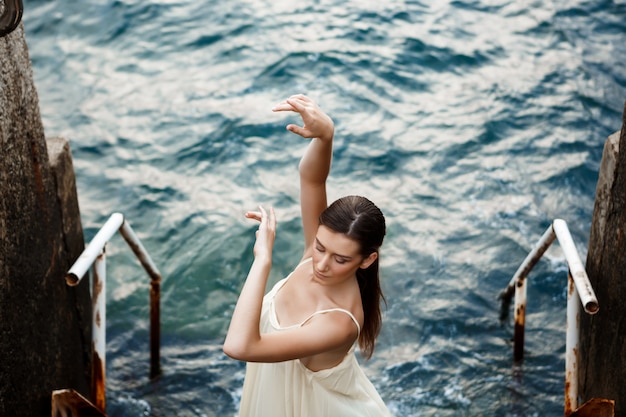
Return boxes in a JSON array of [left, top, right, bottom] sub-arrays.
[[23, 0, 626, 415]]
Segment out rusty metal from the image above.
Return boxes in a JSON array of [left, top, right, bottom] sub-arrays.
[[564, 272, 578, 416], [51, 389, 107, 417], [500, 224, 557, 323], [149, 278, 161, 378], [64, 212, 163, 413], [513, 275, 527, 362], [501, 219, 600, 415], [92, 250, 106, 412], [119, 220, 162, 378], [569, 398, 615, 417], [501, 223, 556, 361], [0, 0, 23, 38]]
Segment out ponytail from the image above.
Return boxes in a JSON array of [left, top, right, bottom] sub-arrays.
[[319, 195, 386, 359]]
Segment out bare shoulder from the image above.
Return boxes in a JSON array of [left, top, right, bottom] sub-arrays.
[[305, 308, 360, 341]]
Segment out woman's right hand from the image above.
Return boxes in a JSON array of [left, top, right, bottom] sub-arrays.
[[245, 206, 276, 261], [272, 95, 334, 142]]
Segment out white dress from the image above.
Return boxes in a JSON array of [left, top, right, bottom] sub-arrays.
[[238, 259, 391, 417]]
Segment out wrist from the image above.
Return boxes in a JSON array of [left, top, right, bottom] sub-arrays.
[[319, 121, 334, 142], [253, 254, 272, 267], [316, 129, 334, 144]]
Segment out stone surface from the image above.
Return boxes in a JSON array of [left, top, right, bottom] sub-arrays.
[[580, 102, 626, 417], [0, 25, 91, 416]]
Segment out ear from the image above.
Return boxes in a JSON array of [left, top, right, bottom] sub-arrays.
[[359, 252, 378, 269]]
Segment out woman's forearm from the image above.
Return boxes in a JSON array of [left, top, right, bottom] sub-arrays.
[[223, 255, 272, 359], [299, 136, 333, 185], [272, 95, 334, 186]]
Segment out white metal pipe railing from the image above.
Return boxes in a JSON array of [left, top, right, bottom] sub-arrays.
[[67, 213, 124, 286], [553, 219, 599, 314], [499, 219, 599, 416], [565, 272, 580, 415], [501, 225, 558, 306], [66, 213, 162, 413]]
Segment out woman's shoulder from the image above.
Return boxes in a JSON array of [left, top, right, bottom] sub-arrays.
[[296, 257, 313, 268], [282, 257, 311, 283]]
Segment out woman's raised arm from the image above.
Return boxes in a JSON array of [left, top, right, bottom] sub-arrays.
[[223, 206, 276, 359], [272, 95, 334, 259]]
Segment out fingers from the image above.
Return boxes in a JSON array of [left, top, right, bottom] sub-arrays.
[[258, 206, 276, 232], [274, 95, 317, 137], [272, 102, 295, 112], [245, 211, 262, 222], [245, 206, 276, 230], [286, 124, 311, 138], [258, 206, 268, 228], [271, 94, 311, 113], [268, 206, 276, 230], [272, 94, 333, 141], [247, 206, 277, 259]]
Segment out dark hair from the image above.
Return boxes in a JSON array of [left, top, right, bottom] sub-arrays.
[[319, 195, 386, 359]]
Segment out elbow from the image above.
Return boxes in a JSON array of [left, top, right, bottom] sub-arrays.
[[223, 337, 252, 361], [223, 339, 242, 360]]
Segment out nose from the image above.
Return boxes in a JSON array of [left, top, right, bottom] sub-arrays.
[[316, 255, 330, 272]]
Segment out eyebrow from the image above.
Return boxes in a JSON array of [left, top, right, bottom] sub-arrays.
[[315, 238, 354, 261]]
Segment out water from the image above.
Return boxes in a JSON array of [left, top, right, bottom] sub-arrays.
[[22, 0, 626, 415]]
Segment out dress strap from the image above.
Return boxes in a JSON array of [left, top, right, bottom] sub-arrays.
[[300, 308, 361, 337]]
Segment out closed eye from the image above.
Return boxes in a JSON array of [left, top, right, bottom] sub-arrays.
[[314, 238, 353, 263]]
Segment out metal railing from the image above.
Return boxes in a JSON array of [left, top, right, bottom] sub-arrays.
[[66, 213, 162, 413], [499, 219, 599, 416]]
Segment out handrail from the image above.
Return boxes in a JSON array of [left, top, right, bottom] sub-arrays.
[[66, 213, 162, 413], [0, 0, 23, 38], [499, 218, 599, 416], [552, 220, 598, 313]]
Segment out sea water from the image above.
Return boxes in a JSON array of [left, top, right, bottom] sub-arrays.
[[23, 0, 626, 415]]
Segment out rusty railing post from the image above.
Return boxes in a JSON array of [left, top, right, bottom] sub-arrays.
[[513, 271, 527, 362], [500, 219, 600, 415], [92, 248, 107, 412], [119, 221, 162, 378], [552, 219, 599, 415], [565, 272, 580, 416], [500, 224, 557, 362], [65, 212, 162, 413]]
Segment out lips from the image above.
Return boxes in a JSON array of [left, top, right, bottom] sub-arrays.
[[313, 269, 328, 280]]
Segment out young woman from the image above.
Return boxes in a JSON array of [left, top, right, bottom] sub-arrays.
[[223, 94, 391, 417]]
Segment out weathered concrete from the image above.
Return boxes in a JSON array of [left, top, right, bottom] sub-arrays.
[[0, 25, 91, 416], [580, 102, 626, 416]]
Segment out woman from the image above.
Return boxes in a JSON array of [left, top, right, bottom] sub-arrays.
[[223, 94, 391, 417]]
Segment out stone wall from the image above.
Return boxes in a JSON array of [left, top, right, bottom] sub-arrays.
[[580, 102, 626, 417], [0, 25, 91, 416]]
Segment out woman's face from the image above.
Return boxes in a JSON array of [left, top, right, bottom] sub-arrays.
[[311, 225, 376, 285]]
